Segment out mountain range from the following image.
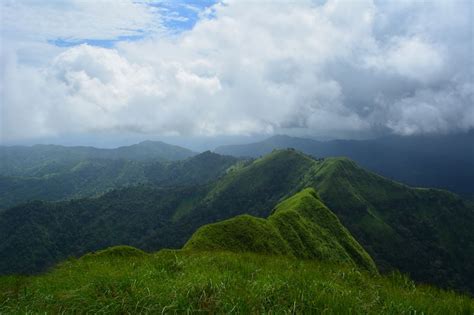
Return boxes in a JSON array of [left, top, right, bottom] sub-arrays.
[[0, 150, 237, 209], [0, 140, 195, 177], [1, 168, 473, 312], [1, 148, 473, 296], [216, 132, 474, 198]]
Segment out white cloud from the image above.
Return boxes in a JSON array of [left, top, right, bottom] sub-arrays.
[[384, 83, 474, 135], [366, 36, 445, 83], [1, 0, 473, 142]]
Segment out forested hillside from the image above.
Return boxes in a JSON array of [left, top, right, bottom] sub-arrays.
[[0, 151, 238, 209], [1, 150, 473, 294], [0, 140, 195, 177], [215, 132, 474, 197]]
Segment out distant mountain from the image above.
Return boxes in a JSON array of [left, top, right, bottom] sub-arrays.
[[185, 188, 377, 273], [0, 150, 473, 294], [0, 140, 196, 177], [215, 132, 474, 197], [0, 151, 238, 209]]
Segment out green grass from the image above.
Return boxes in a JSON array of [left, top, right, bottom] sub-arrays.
[[0, 249, 472, 314], [185, 188, 377, 273]]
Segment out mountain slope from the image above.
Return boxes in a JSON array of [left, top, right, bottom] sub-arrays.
[[215, 132, 474, 197], [0, 159, 146, 208], [0, 140, 196, 177], [185, 188, 377, 273], [0, 185, 208, 274], [1, 249, 472, 314], [144, 151, 240, 187], [0, 151, 238, 209], [309, 157, 474, 293]]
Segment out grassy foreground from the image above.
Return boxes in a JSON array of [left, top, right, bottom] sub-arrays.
[[0, 247, 472, 314]]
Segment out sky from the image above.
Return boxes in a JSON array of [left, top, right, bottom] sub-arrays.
[[1, 0, 473, 147]]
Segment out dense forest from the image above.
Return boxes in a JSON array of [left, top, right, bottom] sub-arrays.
[[0, 149, 237, 209]]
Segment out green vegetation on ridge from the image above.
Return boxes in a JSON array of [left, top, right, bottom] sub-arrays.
[[215, 132, 474, 197], [309, 157, 474, 293], [185, 188, 377, 273]]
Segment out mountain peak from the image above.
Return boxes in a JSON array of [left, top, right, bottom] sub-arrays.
[[261, 147, 311, 159], [137, 140, 164, 145]]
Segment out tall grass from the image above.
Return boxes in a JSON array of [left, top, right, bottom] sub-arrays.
[[1, 248, 472, 314]]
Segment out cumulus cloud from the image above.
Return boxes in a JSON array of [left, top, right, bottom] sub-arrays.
[[1, 0, 473, 142], [383, 83, 474, 135], [366, 36, 445, 83]]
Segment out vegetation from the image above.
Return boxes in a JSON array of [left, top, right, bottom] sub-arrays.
[[0, 140, 198, 208], [0, 151, 238, 209], [185, 188, 377, 273], [0, 185, 207, 275], [1, 149, 473, 295], [309, 157, 474, 294], [0, 249, 472, 314], [215, 132, 474, 197], [0, 140, 195, 177]]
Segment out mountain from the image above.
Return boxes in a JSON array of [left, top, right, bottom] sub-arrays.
[[144, 150, 241, 187], [0, 188, 470, 312], [311, 157, 474, 293], [0, 151, 238, 209], [0, 150, 473, 294], [1, 248, 472, 313], [0, 159, 146, 209], [0, 140, 196, 177], [215, 132, 474, 197], [185, 188, 377, 273]]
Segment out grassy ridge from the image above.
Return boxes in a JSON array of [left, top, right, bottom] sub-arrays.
[[0, 248, 472, 314], [185, 188, 377, 273], [215, 133, 474, 197], [310, 157, 474, 293]]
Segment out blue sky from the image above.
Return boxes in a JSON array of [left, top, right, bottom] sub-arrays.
[[156, 0, 218, 31], [46, 1, 219, 49]]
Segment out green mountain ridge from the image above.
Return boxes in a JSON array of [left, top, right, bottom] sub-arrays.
[[0, 149, 473, 294], [185, 188, 377, 273], [215, 132, 474, 197], [0, 189, 471, 312]]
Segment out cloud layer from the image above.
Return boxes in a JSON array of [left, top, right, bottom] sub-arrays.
[[1, 0, 473, 141]]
